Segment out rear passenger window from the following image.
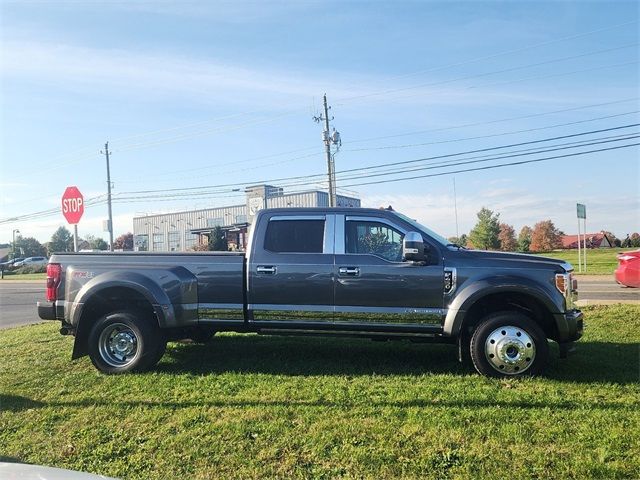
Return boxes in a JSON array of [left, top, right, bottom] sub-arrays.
[[264, 220, 325, 253]]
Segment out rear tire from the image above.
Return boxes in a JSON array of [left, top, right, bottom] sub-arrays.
[[88, 310, 165, 374], [470, 312, 549, 378]]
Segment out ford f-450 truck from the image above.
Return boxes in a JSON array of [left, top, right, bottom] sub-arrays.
[[38, 207, 583, 377]]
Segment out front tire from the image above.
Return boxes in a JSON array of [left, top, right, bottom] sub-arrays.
[[470, 312, 549, 378], [88, 311, 165, 374]]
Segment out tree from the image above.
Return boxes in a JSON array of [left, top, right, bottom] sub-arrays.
[[83, 234, 109, 251], [630, 233, 640, 248], [517, 226, 533, 252], [468, 207, 500, 250], [498, 223, 517, 252], [114, 232, 134, 251], [447, 233, 468, 247], [208, 226, 228, 251], [530, 220, 562, 252], [15, 237, 46, 257], [48, 226, 73, 255]]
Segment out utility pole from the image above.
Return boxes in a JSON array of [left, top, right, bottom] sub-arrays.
[[101, 142, 114, 251], [314, 94, 341, 207], [453, 177, 459, 240]]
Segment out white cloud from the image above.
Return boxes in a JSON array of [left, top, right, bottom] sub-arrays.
[[0, 38, 593, 111]]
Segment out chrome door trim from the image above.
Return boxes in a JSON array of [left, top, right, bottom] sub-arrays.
[[249, 304, 334, 312], [323, 214, 335, 254], [269, 215, 326, 221], [198, 302, 244, 321], [335, 214, 345, 254]]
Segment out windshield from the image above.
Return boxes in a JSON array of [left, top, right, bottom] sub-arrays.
[[392, 212, 450, 247]]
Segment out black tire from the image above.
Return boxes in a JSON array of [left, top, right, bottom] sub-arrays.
[[88, 310, 166, 374], [470, 311, 549, 378]]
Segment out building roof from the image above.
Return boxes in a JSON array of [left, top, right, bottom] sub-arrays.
[[561, 232, 613, 248]]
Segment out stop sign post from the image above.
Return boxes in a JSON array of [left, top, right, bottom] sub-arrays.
[[62, 186, 84, 252]]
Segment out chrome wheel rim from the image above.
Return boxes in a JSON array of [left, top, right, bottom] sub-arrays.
[[485, 326, 536, 375], [98, 323, 139, 368]]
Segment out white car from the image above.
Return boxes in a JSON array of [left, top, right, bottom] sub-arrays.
[[14, 256, 48, 268]]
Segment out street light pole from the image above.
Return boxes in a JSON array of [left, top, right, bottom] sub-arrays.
[[12, 229, 20, 259]]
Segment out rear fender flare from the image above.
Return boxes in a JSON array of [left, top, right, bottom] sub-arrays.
[[69, 271, 177, 329]]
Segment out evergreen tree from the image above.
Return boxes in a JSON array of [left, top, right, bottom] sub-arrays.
[[468, 207, 500, 250], [517, 226, 533, 252], [48, 227, 74, 255], [209, 226, 228, 251]]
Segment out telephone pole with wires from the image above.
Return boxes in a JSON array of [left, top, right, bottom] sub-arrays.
[[100, 142, 114, 250], [313, 94, 341, 207]]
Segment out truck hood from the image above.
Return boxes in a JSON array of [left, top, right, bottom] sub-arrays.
[[453, 249, 572, 271]]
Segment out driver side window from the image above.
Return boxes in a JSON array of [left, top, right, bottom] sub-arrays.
[[346, 221, 404, 262]]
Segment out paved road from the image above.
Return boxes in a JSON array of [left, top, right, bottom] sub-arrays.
[[0, 281, 47, 329], [0, 276, 638, 329], [575, 275, 640, 306]]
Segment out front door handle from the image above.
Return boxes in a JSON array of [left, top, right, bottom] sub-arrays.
[[256, 265, 277, 275], [339, 266, 360, 276]]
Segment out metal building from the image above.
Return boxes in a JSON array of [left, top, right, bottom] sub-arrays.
[[132, 185, 360, 252]]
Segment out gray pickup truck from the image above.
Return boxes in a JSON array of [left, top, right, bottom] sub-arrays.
[[38, 207, 583, 377]]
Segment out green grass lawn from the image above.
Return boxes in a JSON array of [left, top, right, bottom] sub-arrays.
[[531, 248, 635, 275], [0, 272, 46, 281], [1, 305, 639, 479]]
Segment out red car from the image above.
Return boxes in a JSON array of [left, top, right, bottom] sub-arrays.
[[615, 250, 640, 288]]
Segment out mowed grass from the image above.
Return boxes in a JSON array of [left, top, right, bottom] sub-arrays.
[[0, 273, 46, 281], [531, 248, 636, 275], [1, 305, 639, 479]]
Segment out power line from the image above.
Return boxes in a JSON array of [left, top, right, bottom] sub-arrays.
[[468, 60, 637, 90], [109, 110, 639, 186], [338, 143, 640, 189], [329, 134, 639, 184], [99, 134, 640, 201], [335, 20, 639, 103], [4, 124, 637, 224], [115, 123, 640, 196], [336, 124, 640, 175], [336, 43, 638, 104], [345, 98, 638, 144], [344, 111, 639, 152]]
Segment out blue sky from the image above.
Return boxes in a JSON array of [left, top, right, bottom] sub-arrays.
[[1, 0, 638, 244]]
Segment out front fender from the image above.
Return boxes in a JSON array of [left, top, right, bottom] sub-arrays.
[[443, 274, 562, 337]]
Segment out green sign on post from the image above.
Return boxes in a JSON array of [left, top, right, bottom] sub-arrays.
[[577, 203, 586, 219]]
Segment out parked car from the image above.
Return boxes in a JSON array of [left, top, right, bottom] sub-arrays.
[[615, 250, 640, 288], [38, 207, 583, 378], [0, 257, 24, 270], [14, 256, 48, 268]]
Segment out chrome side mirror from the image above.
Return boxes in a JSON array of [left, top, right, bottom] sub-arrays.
[[403, 231, 425, 262]]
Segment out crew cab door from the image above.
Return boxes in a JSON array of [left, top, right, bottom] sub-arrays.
[[247, 213, 335, 322], [334, 214, 444, 326]]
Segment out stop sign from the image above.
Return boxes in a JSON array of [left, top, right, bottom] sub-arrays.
[[61, 186, 84, 224]]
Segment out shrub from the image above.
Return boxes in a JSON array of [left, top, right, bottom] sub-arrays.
[[14, 265, 47, 274]]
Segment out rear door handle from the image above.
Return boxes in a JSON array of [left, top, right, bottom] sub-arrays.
[[256, 266, 277, 275], [339, 267, 360, 276]]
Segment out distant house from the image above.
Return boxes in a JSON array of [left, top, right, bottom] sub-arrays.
[[561, 231, 614, 249]]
